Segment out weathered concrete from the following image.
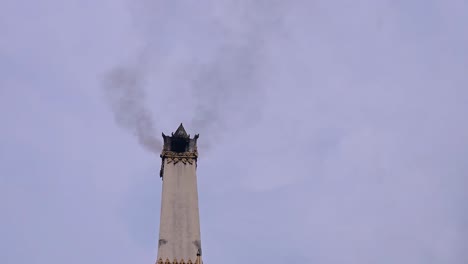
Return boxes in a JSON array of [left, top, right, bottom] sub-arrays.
[[157, 124, 201, 262]]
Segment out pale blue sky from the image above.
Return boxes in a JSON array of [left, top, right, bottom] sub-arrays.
[[1, 1, 467, 263]]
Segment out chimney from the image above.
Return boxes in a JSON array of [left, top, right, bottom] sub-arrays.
[[157, 123, 202, 263]]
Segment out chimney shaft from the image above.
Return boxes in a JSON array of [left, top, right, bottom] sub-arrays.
[[157, 124, 202, 263]]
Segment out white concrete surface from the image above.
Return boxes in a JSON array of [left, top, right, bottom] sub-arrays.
[[157, 159, 201, 262]]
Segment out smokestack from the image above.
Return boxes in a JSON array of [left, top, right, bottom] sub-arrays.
[[157, 123, 203, 263]]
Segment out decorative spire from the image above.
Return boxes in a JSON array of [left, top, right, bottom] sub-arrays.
[[172, 123, 189, 138], [160, 123, 199, 178]]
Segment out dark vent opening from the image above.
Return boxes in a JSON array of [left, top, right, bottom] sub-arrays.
[[171, 138, 188, 153]]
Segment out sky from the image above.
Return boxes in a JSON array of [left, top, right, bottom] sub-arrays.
[[1, 0, 468, 263]]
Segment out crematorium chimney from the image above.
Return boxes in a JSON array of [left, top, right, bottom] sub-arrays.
[[156, 123, 202, 264]]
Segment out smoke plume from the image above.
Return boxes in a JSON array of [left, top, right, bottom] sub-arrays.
[[103, 64, 162, 153], [103, 1, 288, 152], [189, 1, 287, 147]]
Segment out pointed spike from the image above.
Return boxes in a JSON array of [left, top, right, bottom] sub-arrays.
[[173, 123, 188, 138]]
